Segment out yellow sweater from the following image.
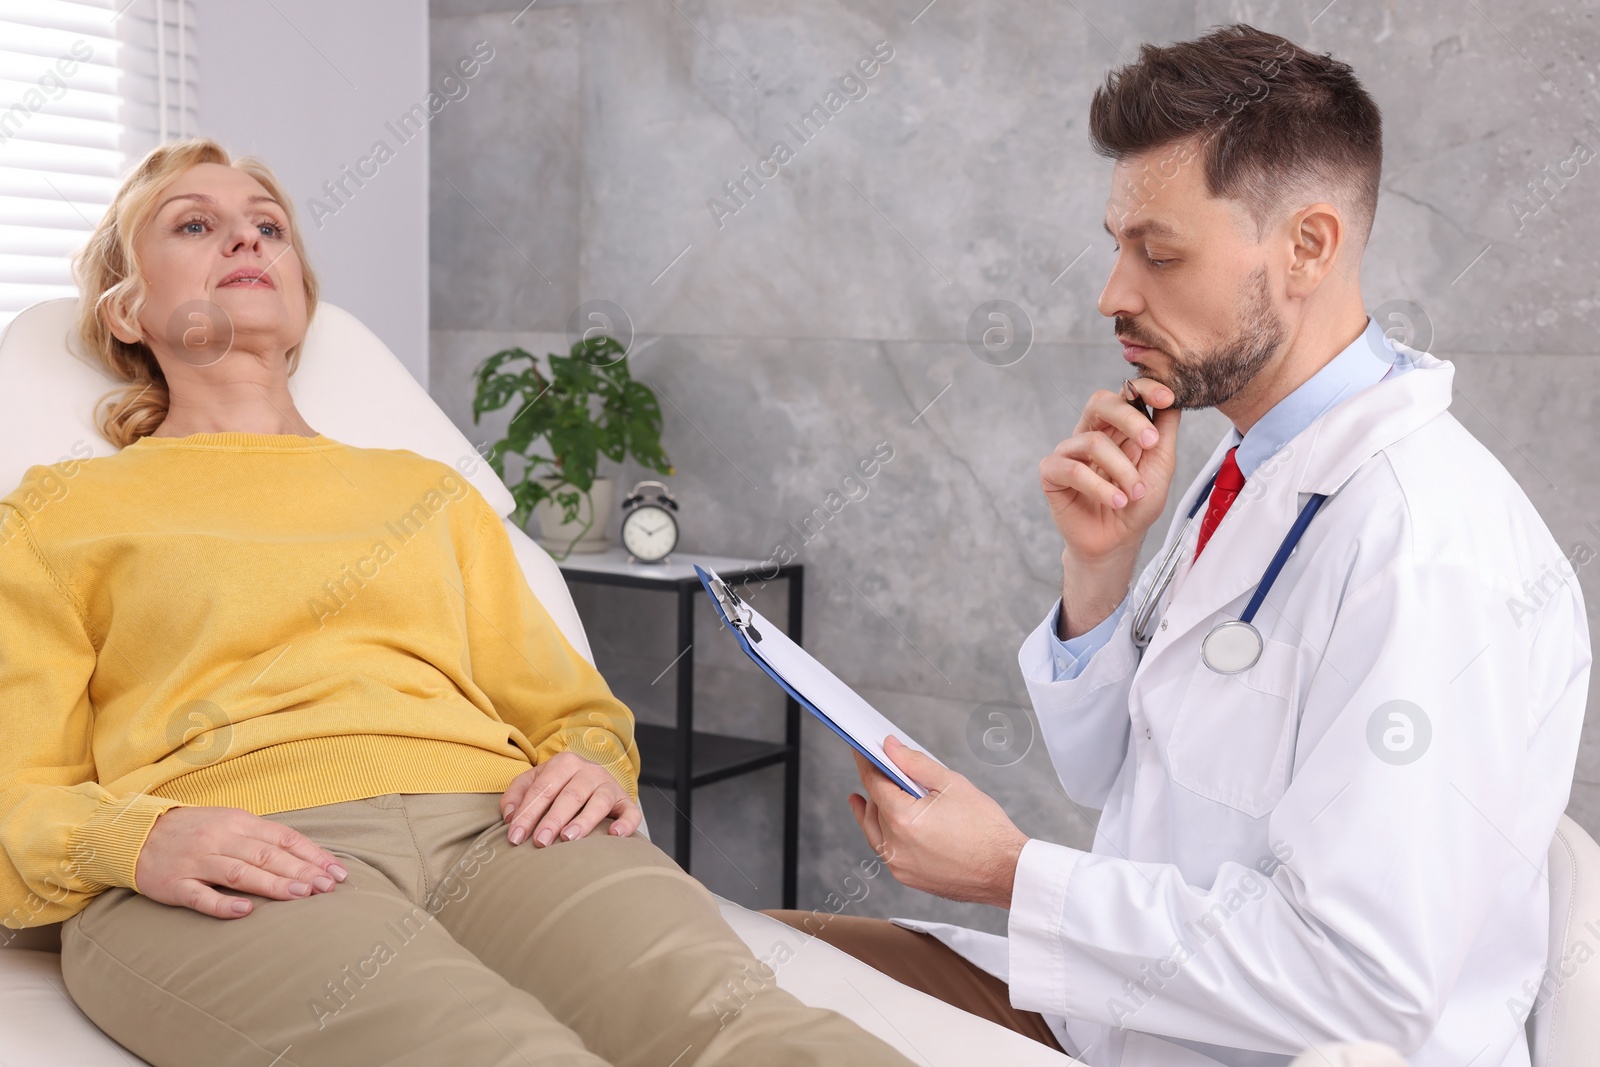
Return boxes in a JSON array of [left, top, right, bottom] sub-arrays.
[[0, 431, 639, 929]]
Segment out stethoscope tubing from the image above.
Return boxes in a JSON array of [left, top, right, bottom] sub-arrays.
[[1128, 465, 1329, 651], [1237, 491, 1328, 625], [1130, 470, 1217, 649]]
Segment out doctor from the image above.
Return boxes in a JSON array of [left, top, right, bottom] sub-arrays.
[[764, 22, 1589, 1067]]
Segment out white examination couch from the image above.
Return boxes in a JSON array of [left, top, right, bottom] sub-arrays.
[[0, 298, 1078, 1066]]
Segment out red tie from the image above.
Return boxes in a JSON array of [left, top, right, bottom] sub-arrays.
[[1194, 446, 1246, 562]]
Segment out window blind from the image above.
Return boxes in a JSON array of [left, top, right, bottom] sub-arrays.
[[0, 0, 197, 332]]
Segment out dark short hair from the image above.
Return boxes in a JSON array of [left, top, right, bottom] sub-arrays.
[[1088, 23, 1383, 248]]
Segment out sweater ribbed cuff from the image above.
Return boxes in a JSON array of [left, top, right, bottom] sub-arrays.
[[555, 727, 641, 803], [66, 794, 186, 894]]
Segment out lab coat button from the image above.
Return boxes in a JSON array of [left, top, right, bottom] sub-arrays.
[[1160, 620, 1168, 630]]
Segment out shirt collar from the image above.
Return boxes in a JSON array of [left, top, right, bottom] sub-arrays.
[[1230, 314, 1410, 478]]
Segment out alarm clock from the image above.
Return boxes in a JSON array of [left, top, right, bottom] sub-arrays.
[[620, 480, 679, 563]]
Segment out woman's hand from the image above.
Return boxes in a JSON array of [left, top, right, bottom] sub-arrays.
[[134, 806, 349, 919], [500, 751, 643, 847]]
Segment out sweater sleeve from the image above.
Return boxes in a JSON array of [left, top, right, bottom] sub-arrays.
[[0, 507, 186, 930], [457, 490, 641, 801]]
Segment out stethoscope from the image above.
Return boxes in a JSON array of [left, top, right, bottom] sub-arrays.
[[1130, 466, 1329, 674]]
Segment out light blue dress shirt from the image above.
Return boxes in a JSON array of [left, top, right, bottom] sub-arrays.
[[1047, 314, 1416, 679]]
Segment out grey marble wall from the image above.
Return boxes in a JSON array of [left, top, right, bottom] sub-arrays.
[[428, 0, 1600, 935]]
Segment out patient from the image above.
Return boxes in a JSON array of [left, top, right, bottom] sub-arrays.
[[0, 138, 915, 1067]]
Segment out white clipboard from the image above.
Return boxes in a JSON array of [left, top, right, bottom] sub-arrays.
[[695, 565, 944, 797]]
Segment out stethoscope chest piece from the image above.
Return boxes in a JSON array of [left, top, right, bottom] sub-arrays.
[[1201, 619, 1263, 674]]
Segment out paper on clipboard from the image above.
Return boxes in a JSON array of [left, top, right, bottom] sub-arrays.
[[695, 565, 945, 798]]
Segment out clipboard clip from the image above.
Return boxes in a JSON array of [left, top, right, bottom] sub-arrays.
[[710, 577, 763, 643]]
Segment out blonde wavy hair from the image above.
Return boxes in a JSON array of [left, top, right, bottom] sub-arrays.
[[72, 137, 320, 448]]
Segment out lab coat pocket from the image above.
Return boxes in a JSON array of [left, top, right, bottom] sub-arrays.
[[1166, 636, 1299, 818]]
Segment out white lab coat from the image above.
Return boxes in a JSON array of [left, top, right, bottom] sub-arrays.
[[891, 346, 1591, 1067]]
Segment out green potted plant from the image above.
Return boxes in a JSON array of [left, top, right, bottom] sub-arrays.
[[470, 335, 674, 560]]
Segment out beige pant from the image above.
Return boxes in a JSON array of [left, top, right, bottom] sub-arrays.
[[61, 791, 914, 1067]]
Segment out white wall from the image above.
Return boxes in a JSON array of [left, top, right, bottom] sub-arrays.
[[193, 0, 430, 385]]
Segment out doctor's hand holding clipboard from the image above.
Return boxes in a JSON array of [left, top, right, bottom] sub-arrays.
[[696, 563, 1037, 906], [847, 736, 1032, 909]]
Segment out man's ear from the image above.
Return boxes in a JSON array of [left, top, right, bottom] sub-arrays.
[[1286, 202, 1346, 298]]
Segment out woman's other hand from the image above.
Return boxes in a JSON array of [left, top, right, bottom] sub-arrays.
[[134, 806, 348, 919], [500, 751, 643, 847]]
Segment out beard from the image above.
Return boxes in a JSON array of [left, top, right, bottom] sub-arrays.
[[1118, 265, 1285, 410]]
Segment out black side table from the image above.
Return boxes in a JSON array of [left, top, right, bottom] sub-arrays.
[[555, 547, 803, 909]]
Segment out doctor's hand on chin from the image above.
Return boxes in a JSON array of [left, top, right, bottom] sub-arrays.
[[848, 735, 1030, 909]]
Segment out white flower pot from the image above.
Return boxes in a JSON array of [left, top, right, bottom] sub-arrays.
[[531, 476, 613, 555]]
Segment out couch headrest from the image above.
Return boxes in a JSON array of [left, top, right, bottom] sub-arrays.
[[0, 299, 516, 516]]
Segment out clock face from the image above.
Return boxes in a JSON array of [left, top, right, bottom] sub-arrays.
[[621, 503, 678, 562]]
